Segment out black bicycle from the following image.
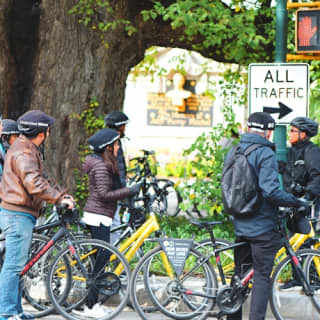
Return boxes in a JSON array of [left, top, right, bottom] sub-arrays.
[[130, 207, 320, 320], [128, 149, 182, 216], [1, 205, 131, 320]]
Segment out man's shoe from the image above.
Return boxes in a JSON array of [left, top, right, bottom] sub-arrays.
[[73, 303, 112, 318], [279, 279, 300, 290]]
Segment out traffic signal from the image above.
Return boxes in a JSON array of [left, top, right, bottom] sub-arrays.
[[296, 9, 320, 53]]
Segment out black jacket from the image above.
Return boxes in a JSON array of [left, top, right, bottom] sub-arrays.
[[230, 133, 302, 237], [281, 140, 320, 200]]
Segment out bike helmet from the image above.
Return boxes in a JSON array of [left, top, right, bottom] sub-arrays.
[[18, 110, 55, 137], [104, 111, 129, 128], [1, 119, 19, 136], [88, 128, 120, 152], [247, 112, 275, 131], [290, 117, 318, 137]]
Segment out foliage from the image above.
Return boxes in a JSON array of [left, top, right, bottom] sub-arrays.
[[141, 0, 275, 64], [158, 214, 235, 241], [68, 0, 288, 66], [71, 99, 105, 207], [69, 0, 137, 39], [178, 70, 245, 237]]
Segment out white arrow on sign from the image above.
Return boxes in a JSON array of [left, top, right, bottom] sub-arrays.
[[249, 63, 309, 123]]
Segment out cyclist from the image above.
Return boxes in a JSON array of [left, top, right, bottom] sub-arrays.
[[278, 116, 320, 289], [0, 110, 74, 320], [225, 112, 309, 320], [81, 127, 139, 318], [0, 119, 20, 181], [104, 111, 130, 244]]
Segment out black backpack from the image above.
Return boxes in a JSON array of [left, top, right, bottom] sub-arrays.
[[221, 144, 262, 216]]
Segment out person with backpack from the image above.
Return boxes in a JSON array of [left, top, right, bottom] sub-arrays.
[[222, 112, 309, 320], [278, 116, 320, 290], [0, 119, 20, 181], [104, 111, 130, 244]]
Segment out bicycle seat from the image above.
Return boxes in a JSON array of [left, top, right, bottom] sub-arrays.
[[190, 219, 223, 228]]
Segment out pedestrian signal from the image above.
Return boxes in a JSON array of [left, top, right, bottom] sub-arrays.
[[296, 9, 320, 53]]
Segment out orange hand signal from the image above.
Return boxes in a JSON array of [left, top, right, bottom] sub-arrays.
[[298, 16, 317, 46]]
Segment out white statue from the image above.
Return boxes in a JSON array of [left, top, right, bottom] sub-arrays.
[[166, 73, 192, 112]]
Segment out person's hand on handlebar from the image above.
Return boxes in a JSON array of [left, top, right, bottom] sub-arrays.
[[60, 195, 75, 209]]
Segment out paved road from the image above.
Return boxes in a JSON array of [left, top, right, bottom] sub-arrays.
[[31, 310, 277, 320], [26, 303, 278, 320]]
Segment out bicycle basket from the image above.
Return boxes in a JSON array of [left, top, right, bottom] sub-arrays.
[[129, 208, 146, 228]]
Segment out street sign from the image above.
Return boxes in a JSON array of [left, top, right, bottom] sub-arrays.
[[296, 9, 320, 53], [248, 63, 309, 124]]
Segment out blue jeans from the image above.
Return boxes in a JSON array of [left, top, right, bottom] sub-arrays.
[[0, 212, 35, 318]]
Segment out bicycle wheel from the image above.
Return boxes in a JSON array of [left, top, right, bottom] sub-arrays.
[[130, 246, 216, 320], [194, 238, 234, 284], [270, 249, 320, 320], [47, 239, 131, 320], [21, 234, 70, 318]]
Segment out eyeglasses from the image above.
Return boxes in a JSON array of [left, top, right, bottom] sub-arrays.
[[289, 129, 300, 133]]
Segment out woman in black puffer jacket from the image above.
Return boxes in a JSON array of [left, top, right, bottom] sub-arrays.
[[81, 128, 140, 316]]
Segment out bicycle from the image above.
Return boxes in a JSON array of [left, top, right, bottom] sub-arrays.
[[129, 207, 320, 320], [128, 149, 182, 217], [193, 203, 320, 287], [1, 204, 131, 320]]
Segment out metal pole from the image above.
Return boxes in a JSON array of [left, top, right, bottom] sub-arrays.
[[275, 0, 288, 63], [275, 0, 288, 188]]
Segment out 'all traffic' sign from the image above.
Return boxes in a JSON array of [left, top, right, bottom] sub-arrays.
[[248, 63, 309, 124]]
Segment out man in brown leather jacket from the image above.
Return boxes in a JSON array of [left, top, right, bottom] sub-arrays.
[[0, 110, 74, 320]]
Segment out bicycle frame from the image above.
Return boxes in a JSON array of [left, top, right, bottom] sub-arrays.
[[21, 223, 87, 278], [113, 212, 173, 276], [275, 222, 316, 261], [58, 211, 174, 278]]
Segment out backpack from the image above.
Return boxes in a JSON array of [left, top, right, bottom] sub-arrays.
[[221, 143, 262, 216]]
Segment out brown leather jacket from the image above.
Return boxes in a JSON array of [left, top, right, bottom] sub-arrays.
[[0, 135, 66, 218], [83, 153, 131, 218]]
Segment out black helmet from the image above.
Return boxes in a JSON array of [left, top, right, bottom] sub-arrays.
[[104, 111, 129, 128], [247, 112, 276, 131], [18, 110, 55, 137], [88, 128, 120, 152], [290, 117, 318, 137], [1, 119, 19, 136]]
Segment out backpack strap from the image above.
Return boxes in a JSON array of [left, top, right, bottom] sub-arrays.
[[243, 144, 264, 157]]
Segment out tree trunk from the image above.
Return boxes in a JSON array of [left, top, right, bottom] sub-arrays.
[[0, 0, 147, 190], [0, 0, 269, 191]]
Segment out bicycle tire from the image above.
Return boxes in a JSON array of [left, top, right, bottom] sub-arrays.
[[270, 248, 320, 320], [194, 238, 234, 284], [130, 246, 216, 320], [47, 239, 131, 320], [21, 234, 72, 318]]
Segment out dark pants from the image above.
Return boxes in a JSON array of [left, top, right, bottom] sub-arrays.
[[226, 229, 281, 320], [87, 224, 110, 308]]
